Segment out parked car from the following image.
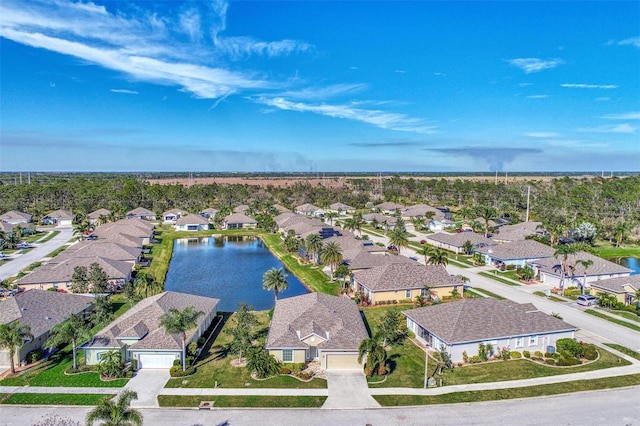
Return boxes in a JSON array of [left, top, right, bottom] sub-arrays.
[[577, 295, 598, 306]]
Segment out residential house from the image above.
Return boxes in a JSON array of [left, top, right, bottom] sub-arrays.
[[491, 221, 544, 243], [428, 219, 456, 232], [125, 207, 156, 221], [223, 213, 257, 230], [401, 204, 445, 220], [87, 209, 111, 226], [42, 209, 74, 226], [174, 214, 210, 231], [352, 262, 462, 304], [93, 219, 155, 247], [0, 211, 33, 225], [528, 252, 632, 289], [0, 290, 94, 367], [404, 298, 577, 363], [162, 209, 187, 224], [56, 241, 142, 265], [362, 213, 398, 230], [327, 203, 355, 216], [199, 208, 218, 219], [273, 204, 291, 214], [233, 205, 250, 214], [266, 293, 368, 370], [295, 203, 325, 217], [426, 232, 496, 254], [475, 240, 556, 268], [589, 275, 640, 306], [83, 292, 219, 369], [373, 202, 404, 215]]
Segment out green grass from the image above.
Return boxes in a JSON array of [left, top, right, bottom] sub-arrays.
[[584, 309, 640, 332], [479, 271, 521, 286], [165, 311, 327, 389], [46, 245, 69, 258], [0, 393, 109, 405], [604, 344, 640, 361], [38, 230, 61, 243], [605, 309, 640, 323], [533, 291, 565, 302], [470, 288, 506, 300], [593, 243, 640, 259], [373, 373, 640, 406], [158, 395, 327, 408]]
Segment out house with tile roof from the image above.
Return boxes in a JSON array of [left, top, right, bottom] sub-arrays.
[[327, 202, 355, 215], [83, 291, 219, 369], [426, 232, 496, 254], [125, 207, 156, 221], [199, 208, 218, 219], [162, 208, 187, 224], [362, 213, 398, 230], [0, 290, 94, 367], [223, 213, 258, 230], [373, 202, 404, 215], [174, 214, 210, 231], [352, 262, 462, 304], [491, 221, 544, 243], [475, 240, 556, 268], [404, 298, 577, 363], [401, 204, 445, 220], [87, 209, 112, 225], [0, 210, 33, 225], [295, 203, 325, 217], [589, 275, 640, 306], [266, 293, 368, 370], [42, 209, 74, 226], [55, 241, 142, 265]]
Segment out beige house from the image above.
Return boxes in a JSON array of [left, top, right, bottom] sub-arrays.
[[42, 209, 74, 226], [125, 207, 156, 221], [266, 293, 368, 370], [426, 232, 496, 254], [223, 213, 258, 229], [327, 202, 355, 215], [589, 275, 640, 306], [174, 214, 210, 231], [88, 209, 112, 225], [0, 210, 33, 225], [352, 262, 462, 304]]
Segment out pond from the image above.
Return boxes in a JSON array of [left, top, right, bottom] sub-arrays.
[[612, 257, 640, 275], [164, 236, 309, 312]]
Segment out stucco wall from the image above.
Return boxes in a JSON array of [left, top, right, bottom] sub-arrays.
[[269, 349, 306, 363]]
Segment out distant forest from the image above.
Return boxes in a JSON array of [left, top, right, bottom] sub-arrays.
[[0, 173, 639, 243]]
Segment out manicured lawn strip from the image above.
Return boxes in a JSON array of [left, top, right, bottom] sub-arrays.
[[479, 271, 521, 286], [46, 245, 69, 258], [584, 309, 640, 332], [604, 344, 640, 361], [165, 310, 327, 389], [605, 310, 640, 323], [593, 243, 640, 259], [470, 288, 505, 300], [38, 230, 61, 243], [158, 395, 327, 408], [373, 373, 640, 406], [0, 393, 108, 406], [533, 291, 565, 302]]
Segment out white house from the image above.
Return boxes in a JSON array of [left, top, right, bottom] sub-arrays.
[[174, 214, 209, 231]]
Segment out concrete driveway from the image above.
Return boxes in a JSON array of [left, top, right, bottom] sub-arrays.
[[124, 369, 170, 408], [322, 370, 379, 409]]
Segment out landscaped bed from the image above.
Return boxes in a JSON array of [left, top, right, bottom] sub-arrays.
[[157, 395, 327, 408]]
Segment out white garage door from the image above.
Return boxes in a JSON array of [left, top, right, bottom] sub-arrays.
[[138, 354, 177, 369], [325, 354, 361, 370]]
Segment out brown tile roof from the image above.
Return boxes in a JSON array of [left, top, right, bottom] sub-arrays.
[[353, 263, 460, 291], [476, 240, 555, 261], [57, 241, 141, 263], [530, 252, 632, 277], [45, 209, 74, 220], [590, 275, 640, 294], [84, 291, 218, 351], [0, 289, 93, 339], [427, 232, 496, 248], [88, 209, 111, 220], [403, 298, 576, 345], [224, 212, 257, 225], [0, 210, 32, 222], [16, 256, 132, 286], [266, 293, 368, 351]]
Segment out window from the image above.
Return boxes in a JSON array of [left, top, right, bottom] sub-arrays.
[[97, 352, 104, 361], [516, 337, 524, 347], [420, 288, 427, 296], [529, 335, 538, 346], [282, 349, 293, 362], [405, 289, 411, 298]]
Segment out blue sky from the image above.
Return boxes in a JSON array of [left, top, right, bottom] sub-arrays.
[[1, 1, 638, 172]]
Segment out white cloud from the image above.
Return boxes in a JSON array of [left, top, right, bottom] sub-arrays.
[[278, 84, 368, 101], [618, 37, 640, 48], [508, 58, 563, 73], [111, 89, 139, 95], [577, 124, 636, 134], [561, 83, 618, 89], [525, 132, 558, 138], [596, 97, 611, 102], [253, 97, 438, 134], [546, 139, 609, 148], [527, 95, 548, 99], [394, 70, 406, 74], [601, 112, 640, 120]]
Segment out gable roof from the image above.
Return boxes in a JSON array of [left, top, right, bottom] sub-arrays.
[[55, 241, 141, 263], [44, 209, 73, 220], [353, 263, 460, 291], [88, 209, 111, 220], [475, 240, 556, 261], [273, 204, 291, 213], [345, 249, 413, 270], [329, 202, 355, 211], [375, 202, 404, 211], [224, 212, 257, 224], [590, 274, 640, 294], [175, 214, 209, 226], [403, 298, 576, 345], [84, 291, 218, 351], [530, 251, 632, 277], [266, 293, 368, 351], [0, 210, 32, 223], [126, 207, 155, 216], [362, 213, 398, 224], [403, 204, 444, 219], [492, 221, 543, 242], [295, 203, 323, 214], [233, 205, 250, 213], [16, 256, 132, 286], [0, 290, 93, 339], [427, 232, 496, 248]]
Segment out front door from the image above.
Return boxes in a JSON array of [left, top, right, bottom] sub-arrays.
[[309, 346, 318, 360]]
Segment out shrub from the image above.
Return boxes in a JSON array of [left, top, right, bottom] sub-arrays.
[[462, 351, 469, 363], [523, 350, 530, 358], [478, 343, 488, 361], [510, 351, 522, 359], [506, 264, 516, 270], [468, 355, 482, 364], [544, 352, 554, 358], [534, 351, 543, 357], [545, 358, 556, 365], [131, 359, 138, 372], [556, 338, 585, 358], [290, 363, 305, 373], [197, 337, 206, 346], [295, 370, 314, 380], [407, 330, 416, 339], [280, 366, 292, 375], [187, 342, 198, 357], [26, 349, 44, 364], [584, 345, 598, 361], [170, 366, 196, 377], [556, 356, 581, 366], [531, 356, 543, 362], [500, 347, 511, 360], [173, 359, 181, 367]]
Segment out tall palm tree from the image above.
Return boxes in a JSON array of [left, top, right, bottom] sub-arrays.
[[476, 206, 497, 237], [553, 244, 578, 293], [159, 306, 204, 371], [262, 267, 289, 301], [412, 217, 425, 231], [388, 226, 409, 255], [85, 389, 143, 426], [0, 321, 33, 374], [324, 211, 338, 226], [134, 271, 159, 298], [358, 337, 387, 376], [427, 248, 449, 267], [576, 259, 593, 295], [45, 313, 91, 371], [305, 233, 323, 264], [416, 244, 432, 264], [73, 219, 91, 240], [320, 241, 343, 278]]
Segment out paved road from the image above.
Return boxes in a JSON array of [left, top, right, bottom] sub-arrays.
[[1, 386, 638, 425], [0, 227, 74, 281]]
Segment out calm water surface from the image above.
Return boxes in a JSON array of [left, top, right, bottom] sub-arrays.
[[613, 257, 640, 275], [164, 236, 309, 311]]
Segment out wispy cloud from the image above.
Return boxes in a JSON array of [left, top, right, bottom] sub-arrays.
[[577, 124, 636, 134], [253, 97, 438, 134], [349, 141, 420, 148], [278, 84, 368, 101], [527, 95, 548, 99], [546, 139, 609, 148], [561, 83, 618, 89], [394, 70, 406, 74], [111, 89, 139, 95], [614, 36, 640, 48], [524, 132, 558, 138], [601, 112, 640, 120], [425, 146, 542, 171], [508, 58, 563, 74]]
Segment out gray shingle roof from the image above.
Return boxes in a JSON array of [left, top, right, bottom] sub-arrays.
[[84, 291, 218, 351], [530, 252, 632, 277], [586, 274, 640, 294], [403, 204, 444, 219], [427, 232, 496, 248], [374, 202, 404, 211], [345, 250, 413, 270], [224, 213, 257, 224], [353, 263, 460, 291], [126, 207, 155, 216], [403, 298, 576, 344], [362, 213, 398, 224], [266, 293, 368, 351], [57, 241, 141, 263], [88, 209, 111, 220], [0, 210, 32, 222], [329, 202, 354, 211], [475, 240, 556, 261], [0, 289, 93, 339], [16, 256, 132, 286], [44, 209, 73, 220], [492, 221, 543, 242], [175, 214, 209, 226]]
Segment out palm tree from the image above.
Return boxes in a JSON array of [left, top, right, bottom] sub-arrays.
[[358, 337, 387, 376], [416, 244, 432, 264], [73, 219, 91, 241], [427, 248, 449, 267], [462, 240, 474, 256], [324, 211, 338, 226], [614, 221, 630, 247], [159, 306, 204, 371], [422, 284, 435, 302], [320, 241, 343, 278], [334, 264, 351, 289], [343, 213, 364, 236], [85, 389, 143, 426], [553, 244, 578, 293], [262, 267, 289, 301], [134, 271, 158, 298], [411, 217, 425, 231], [476, 206, 497, 237], [388, 226, 409, 255], [305, 233, 323, 264], [632, 288, 640, 311], [0, 321, 33, 374], [45, 313, 91, 371], [576, 259, 593, 295]]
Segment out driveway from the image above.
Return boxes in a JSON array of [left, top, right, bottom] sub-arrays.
[[322, 370, 379, 409], [124, 369, 170, 408]]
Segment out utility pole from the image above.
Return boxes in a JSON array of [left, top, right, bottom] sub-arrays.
[[525, 185, 531, 222], [424, 348, 429, 388]]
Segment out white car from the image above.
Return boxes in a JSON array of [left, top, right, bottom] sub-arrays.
[[577, 295, 598, 306]]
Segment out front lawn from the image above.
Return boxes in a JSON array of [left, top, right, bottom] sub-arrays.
[[0, 393, 109, 405], [165, 310, 327, 389], [158, 395, 327, 408], [479, 271, 521, 286], [584, 309, 640, 332]]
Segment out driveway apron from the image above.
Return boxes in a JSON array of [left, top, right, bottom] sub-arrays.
[[124, 369, 170, 408], [322, 371, 379, 409]]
